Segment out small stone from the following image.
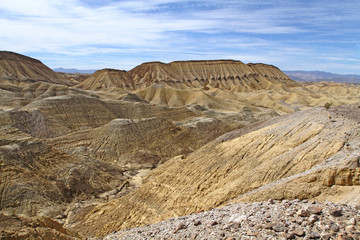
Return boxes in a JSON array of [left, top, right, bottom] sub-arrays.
[[17, 231, 29, 237], [210, 220, 218, 226], [346, 225, 356, 233], [297, 209, 310, 217], [229, 222, 241, 229], [282, 199, 290, 204], [307, 206, 323, 215], [329, 208, 343, 217], [338, 234, 354, 240], [247, 230, 258, 236], [194, 220, 201, 226], [295, 217, 304, 224], [308, 231, 320, 239], [308, 215, 319, 224], [264, 223, 274, 229], [321, 234, 332, 240], [283, 232, 296, 239], [174, 223, 186, 233], [230, 215, 247, 223], [292, 228, 305, 237], [272, 223, 286, 232], [347, 218, 356, 225], [330, 222, 340, 232], [220, 232, 226, 237], [268, 199, 275, 204]]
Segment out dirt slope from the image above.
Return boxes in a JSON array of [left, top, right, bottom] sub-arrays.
[[67, 105, 360, 237]]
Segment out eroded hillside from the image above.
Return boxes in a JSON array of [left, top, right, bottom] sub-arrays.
[[67, 105, 360, 237], [1, 51, 360, 239]]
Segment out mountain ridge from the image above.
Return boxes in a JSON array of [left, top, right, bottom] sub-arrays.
[[0, 51, 73, 86], [76, 59, 297, 91], [285, 70, 360, 83]]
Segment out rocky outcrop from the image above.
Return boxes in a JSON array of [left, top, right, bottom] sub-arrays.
[[0, 51, 72, 86]]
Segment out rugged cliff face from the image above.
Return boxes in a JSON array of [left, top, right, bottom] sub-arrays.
[[0, 51, 72, 86]]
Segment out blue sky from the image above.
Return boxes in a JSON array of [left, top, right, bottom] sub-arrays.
[[0, 0, 359, 74]]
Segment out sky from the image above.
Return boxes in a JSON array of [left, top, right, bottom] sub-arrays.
[[0, 0, 359, 74]]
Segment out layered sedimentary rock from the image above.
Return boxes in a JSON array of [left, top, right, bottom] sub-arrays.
[[75, 69, 133, 90], [77, 60, 297, 91], [0, 51, 72, 85], [47, 116, 232, 167]]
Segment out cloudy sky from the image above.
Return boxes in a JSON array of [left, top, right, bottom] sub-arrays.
[[0, 0, 359, 74]]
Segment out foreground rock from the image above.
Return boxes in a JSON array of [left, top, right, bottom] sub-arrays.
[[105, 200, 360, 240]]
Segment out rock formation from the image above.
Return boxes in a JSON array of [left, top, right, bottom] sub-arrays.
[[77, 60, 297, 91], [0, 51, 72, 86], [75, 69, 133, 90]]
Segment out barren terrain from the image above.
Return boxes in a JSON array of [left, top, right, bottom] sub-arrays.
[[1, 51, 359, 239]]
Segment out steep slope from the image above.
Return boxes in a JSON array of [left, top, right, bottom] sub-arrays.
[[67, 105, 360, 237], [0, 51, 72, 85], [75, 69, 133, 90]]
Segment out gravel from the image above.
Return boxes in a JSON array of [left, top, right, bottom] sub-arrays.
[[104, 200, 360, 240]]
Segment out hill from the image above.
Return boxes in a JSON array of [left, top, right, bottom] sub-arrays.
[[75, 69, 133, 90], [0, 51, 73, 86]]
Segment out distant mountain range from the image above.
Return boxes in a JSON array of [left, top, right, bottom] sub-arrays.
[[284, 70, 360, 84], [53, 67, 96, 74], [53, 68, 360, 84]]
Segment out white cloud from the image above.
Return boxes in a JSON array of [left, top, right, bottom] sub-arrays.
[[0, 0, 359, 73]]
